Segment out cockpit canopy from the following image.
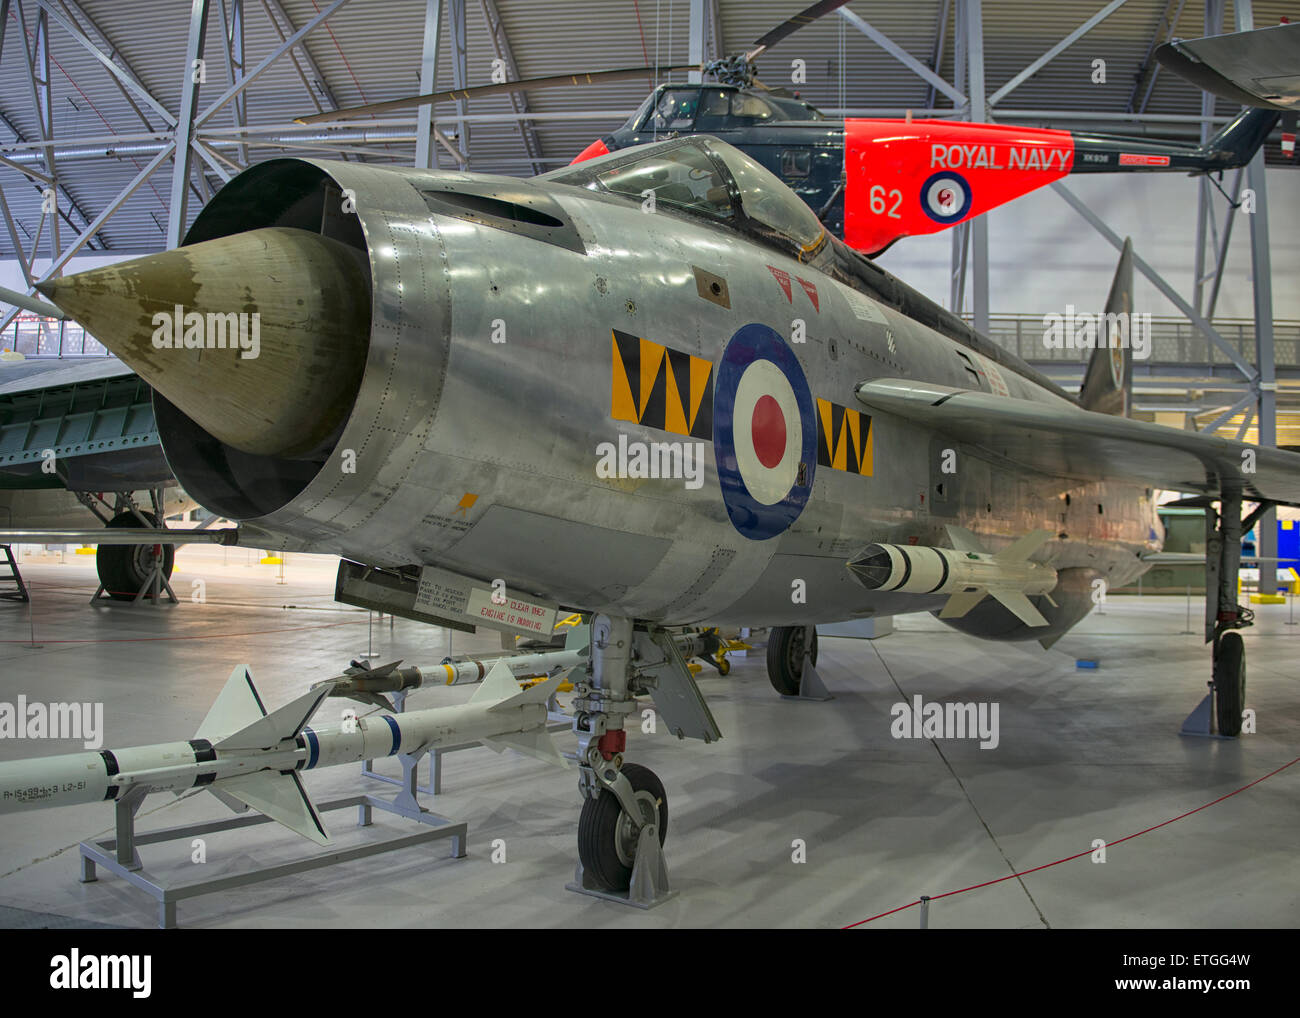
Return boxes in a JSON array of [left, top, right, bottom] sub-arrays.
[[544, 136, 827, 260], [625, 84, 826, 133]]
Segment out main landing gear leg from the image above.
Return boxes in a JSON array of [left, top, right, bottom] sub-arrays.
[[1182, 487, 1262, 738], [567, 614, 676, 908]]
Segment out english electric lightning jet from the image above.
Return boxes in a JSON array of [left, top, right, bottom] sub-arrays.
[[22, 135, 1300, 895]]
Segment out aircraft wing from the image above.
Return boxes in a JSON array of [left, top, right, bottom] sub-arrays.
[[855, 379, 1300, 507], [1156, 22, 1300, 112]]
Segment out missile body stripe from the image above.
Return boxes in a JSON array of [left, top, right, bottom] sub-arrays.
[[927, 551, 950, 594], [383, 715, 401, 756], [887, 547, 913, 591], [189, 739, 216, 763], [99, 750, 119, 776], [304, 727, 320, 769]]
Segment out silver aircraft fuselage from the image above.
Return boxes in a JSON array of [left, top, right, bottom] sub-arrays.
[[39, 141, 1161, 629]]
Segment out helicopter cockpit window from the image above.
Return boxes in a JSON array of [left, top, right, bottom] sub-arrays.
[[731, 93, 775, 120], [595, 145, 734, 221], [704, 140, 825, 252], [643, 89, 702, 132]]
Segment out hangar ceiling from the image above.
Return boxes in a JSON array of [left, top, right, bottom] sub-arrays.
[[0, 0, 1295, 256]]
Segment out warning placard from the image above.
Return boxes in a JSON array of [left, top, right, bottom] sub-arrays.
[[414, 566, 558, 637]]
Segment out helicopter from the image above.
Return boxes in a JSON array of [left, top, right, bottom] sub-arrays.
[[298, 0, 1281, 257]]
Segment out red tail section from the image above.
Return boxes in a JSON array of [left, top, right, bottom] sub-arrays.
[[843, 119, 1075, 255], [570, 137, 610, 164]]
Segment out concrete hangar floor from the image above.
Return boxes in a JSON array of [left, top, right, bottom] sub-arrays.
[[0, 546, 1295, 930]]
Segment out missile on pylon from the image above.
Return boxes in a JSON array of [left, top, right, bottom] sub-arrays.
[[315, 628, 722, 707], [847, 526, 1058, 626], [0, 661, 568, 845]]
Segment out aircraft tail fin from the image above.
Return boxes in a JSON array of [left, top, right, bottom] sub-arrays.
[[1204, 106, 1280, 166], [1079, 237, 1135, 417]]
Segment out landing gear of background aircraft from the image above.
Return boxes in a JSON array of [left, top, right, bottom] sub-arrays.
[[96, 509, 175, 600], [766, 624, 819, 696], [1183, 486, 1264, 737], [1213, 631, 1246, 737]]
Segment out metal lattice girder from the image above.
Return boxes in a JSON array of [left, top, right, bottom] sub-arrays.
[[218, 0, 248, 165], [988, 0, 1130, 107], [1130, 0, 1187, 113], [839, 5, 966, 108], [258, 0, 342, 116], [450, 0, 468, 160], [195, 0, 351, 130], [48, 0, 171, 131], [32, 0, 176, 126], [1050, 178, 1258, 382], [480, 0, 542, 173], [167, 0, 210, 250], [414, 0, 441, 170]]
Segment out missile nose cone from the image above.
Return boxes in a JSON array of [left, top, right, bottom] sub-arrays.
[[36, 227, 371, 458]]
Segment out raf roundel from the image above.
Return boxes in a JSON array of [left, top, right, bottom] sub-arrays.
[[920, 170, 972, 224], [713, 323, 817, 540]]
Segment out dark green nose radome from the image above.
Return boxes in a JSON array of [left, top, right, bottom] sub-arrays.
[[37, 227, 371, 459]]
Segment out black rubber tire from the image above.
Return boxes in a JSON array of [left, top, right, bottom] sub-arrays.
[[577, 762, 668, 893], [1214, 631, 1246, 737], [96, 511, 175, 601], [766, 625, 819, 696]]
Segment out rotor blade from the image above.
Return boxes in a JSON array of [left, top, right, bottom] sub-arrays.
[[295, 65, 699, 124], [749, 0, 854, 59]]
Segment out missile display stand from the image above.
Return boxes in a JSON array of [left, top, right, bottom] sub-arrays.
[[78, 764, 467, 929]]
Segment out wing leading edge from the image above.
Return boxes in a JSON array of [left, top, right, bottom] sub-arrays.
[[855, 379, 1300, 507]]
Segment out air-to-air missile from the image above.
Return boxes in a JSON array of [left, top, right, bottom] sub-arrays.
[[0, 661, 568, 845], [848, 526, 1058, 627], [318, 629, 723, 709]]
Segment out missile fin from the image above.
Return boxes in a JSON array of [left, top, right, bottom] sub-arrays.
[[989, 588, 1050, 627], [563, 623, 591, 654], [994, 529, 1052, 563], [215, 684, 332, 751], [940, 588, 987, 618], [945, 525, 986, 554], [482, 727, 572, 769], [468, 659, 524, 705], [215, 770, 330, 846], [487, 670, 567, 713], [196, 665, 268, 743]]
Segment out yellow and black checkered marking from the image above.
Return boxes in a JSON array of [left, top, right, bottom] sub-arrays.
[[611, 330, 713, 439], [816, 398, 873, 475]]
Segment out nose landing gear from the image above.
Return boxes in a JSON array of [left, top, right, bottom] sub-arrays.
[[565, 614, 719, 907]]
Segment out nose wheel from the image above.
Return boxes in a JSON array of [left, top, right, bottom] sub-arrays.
[[577, 762, 668, 892]]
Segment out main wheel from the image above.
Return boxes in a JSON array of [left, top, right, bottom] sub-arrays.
[[96, 511, 175, 601], [1214, 631, 1246, 737], [766, 625, 819, 696], [577, 762, 668, 892]]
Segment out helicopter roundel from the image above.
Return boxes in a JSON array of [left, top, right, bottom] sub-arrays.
[[713, 323, 817, 541], [920, 171, 972, 224]]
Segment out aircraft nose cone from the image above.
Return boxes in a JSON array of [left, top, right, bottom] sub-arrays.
[[36, 227, 371, 458]]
